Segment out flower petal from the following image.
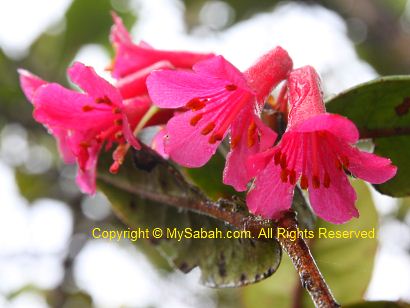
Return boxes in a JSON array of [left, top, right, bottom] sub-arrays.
[[308, 165, 359, 224], [246, 161, 294, 219], [164, 111, 223, 167], [151, 127, 168, 159], [18, 69, 47, 102], [292, 113, 359, 144], [68, 62, 123, 106], [75, 142, 102, 195], [344, 146, 397, 184]]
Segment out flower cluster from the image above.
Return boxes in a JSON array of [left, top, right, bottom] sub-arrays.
[[20, 15, 396, 224]]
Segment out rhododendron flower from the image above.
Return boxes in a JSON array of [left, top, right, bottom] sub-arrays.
[[19, 62, 151, 194], [247, 66, 397, 224], [147, 47, 293, 191], [110, 13, 214, 81]]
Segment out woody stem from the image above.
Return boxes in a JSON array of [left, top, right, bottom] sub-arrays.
[[277, 211, 340, 308]]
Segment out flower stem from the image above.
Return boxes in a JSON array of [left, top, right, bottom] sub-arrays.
[[133, 105, 159, 136]]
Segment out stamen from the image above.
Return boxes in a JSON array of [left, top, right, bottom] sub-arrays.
[[247, 121, 257, 148], [289, 170, 296, 185], [79, 141, 90, 148], [201, 122, 216, 135], [300, 174, 308, 190], [230, 136, 240, 149], [341, 155, 350, 169], [186, 98, 206, 111], [280, 153, 287, 169], [324, 172, 330, 188], [190, 113, 203, 126], [95, 95, 112, 105], [274, 150, 281, 165], [312, 175, 320, 189], [109, 161, 121, 174], [112, 107, 121, 114], [114, 119, 123, 126], [82, 105, 94, 112], [209, 133, 223, 144], [225, 84, 237, 91], [335, 159, 343, 171], [280, 169, 288, 183]]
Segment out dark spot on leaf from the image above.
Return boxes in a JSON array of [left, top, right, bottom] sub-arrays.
[[179, 262, 194, 273], [132, 148, 161, 171], [395, 97, 410, 116], [254, 273, 261, 281], [240, 273, 247, 282], [218, 252, 227, 277]]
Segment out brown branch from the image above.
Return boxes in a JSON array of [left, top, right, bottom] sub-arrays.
[[359, 126, 410, 139]]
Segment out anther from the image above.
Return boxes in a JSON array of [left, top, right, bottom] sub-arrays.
[[247, 122, 257, 148], [109, 161, 121, 174], [209, 133, 223, 144], [112, 107, 121, 114], [280, 154, 287, 169], [201, 122, 216, 135], [79, 141, 90, 148], [115, 132, 124, 141], [335, 159, 343, 171], [186, 98, 206, 111], [300, 175, 308, 190], [82, 105, 94, 112], [289, 170, 296, 185], [114, 119, 123, 126], [312, 175, 320, 189], [190, 114, 203, 126], [230, 136, 240, 149], [95, 95, 112, 105], [280, 169, 288, 183], [274, 150, 282, 165], [341, 155, 350, 169], [225, 84, 237, 91], [324, 172, 330, 188]]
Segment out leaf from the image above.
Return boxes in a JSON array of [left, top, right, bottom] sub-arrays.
[[241, 180, 378, 307], [96, 147, 282, 287], [344, 301, 410, 308], [326, 76, 410, 197]]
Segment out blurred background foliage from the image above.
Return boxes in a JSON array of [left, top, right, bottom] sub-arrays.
[[0, 0, 410, 307]]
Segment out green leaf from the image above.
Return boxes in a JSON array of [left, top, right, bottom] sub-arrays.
[[344, 301, 410, 308], [242, 180, 378, 307], [97, 148, 282, 287], [326, 76, 410, 197], [183, 152, 242, 200]]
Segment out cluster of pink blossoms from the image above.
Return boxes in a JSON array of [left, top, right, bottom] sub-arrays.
[[20, 15, 397, 224]]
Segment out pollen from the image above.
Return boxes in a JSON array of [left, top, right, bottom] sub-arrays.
[[82, 105, 94, 112], [95, 95, 112, 105], [289, 170, 296, 185], [186, 98, 206, 111], [112, 107, 121, 114], [190, 114, 203, 126], [300, 174, 308, 190], [280, 169, 288, 183], [247, 121, 257, 147], [209, 133, 223, 144], [230, 136, 240, 149], [114, 118, 123, 126], [201, 122, 216, 135], [280, 154, 287, 169], [312, 175, 320, 189], [225, 84, 237, 91], [274, 150, 282, 165]]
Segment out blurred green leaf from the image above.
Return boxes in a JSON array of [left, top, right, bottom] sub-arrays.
[[344, 301, 410, 308], [326, 76, 410, 197], [97, 148, 282, 287]]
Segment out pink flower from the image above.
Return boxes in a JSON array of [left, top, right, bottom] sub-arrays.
[[109, 13, 214, 80], [19, 62, 151, 194], [147, 47, 293, 191], [247, 66, 397, 224]]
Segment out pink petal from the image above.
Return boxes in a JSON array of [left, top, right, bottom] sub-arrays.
[[151, 128, 168, 159], [147, 56, 251, 109], [117, 60, 173, 99], [243, 46, 293, 103], [110, 12, 133, 47], [18, 69, 47, 102], [164, 111, 223, 167], [122, 113, 141, 150], [112, 40, 213, 78], [51, 128, 76, 164], [246, 149, 276, 179], [308, 161, 359, 224], [246, 161, 294, 219], [292, 113, 359, 144], [223, 112, 277, 191], [343, 146, 397, 184], [75, 143, 102, 195], [33, 83, 114, 131], [68, 62, 122, 106], [287, 66, 326, 129]]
